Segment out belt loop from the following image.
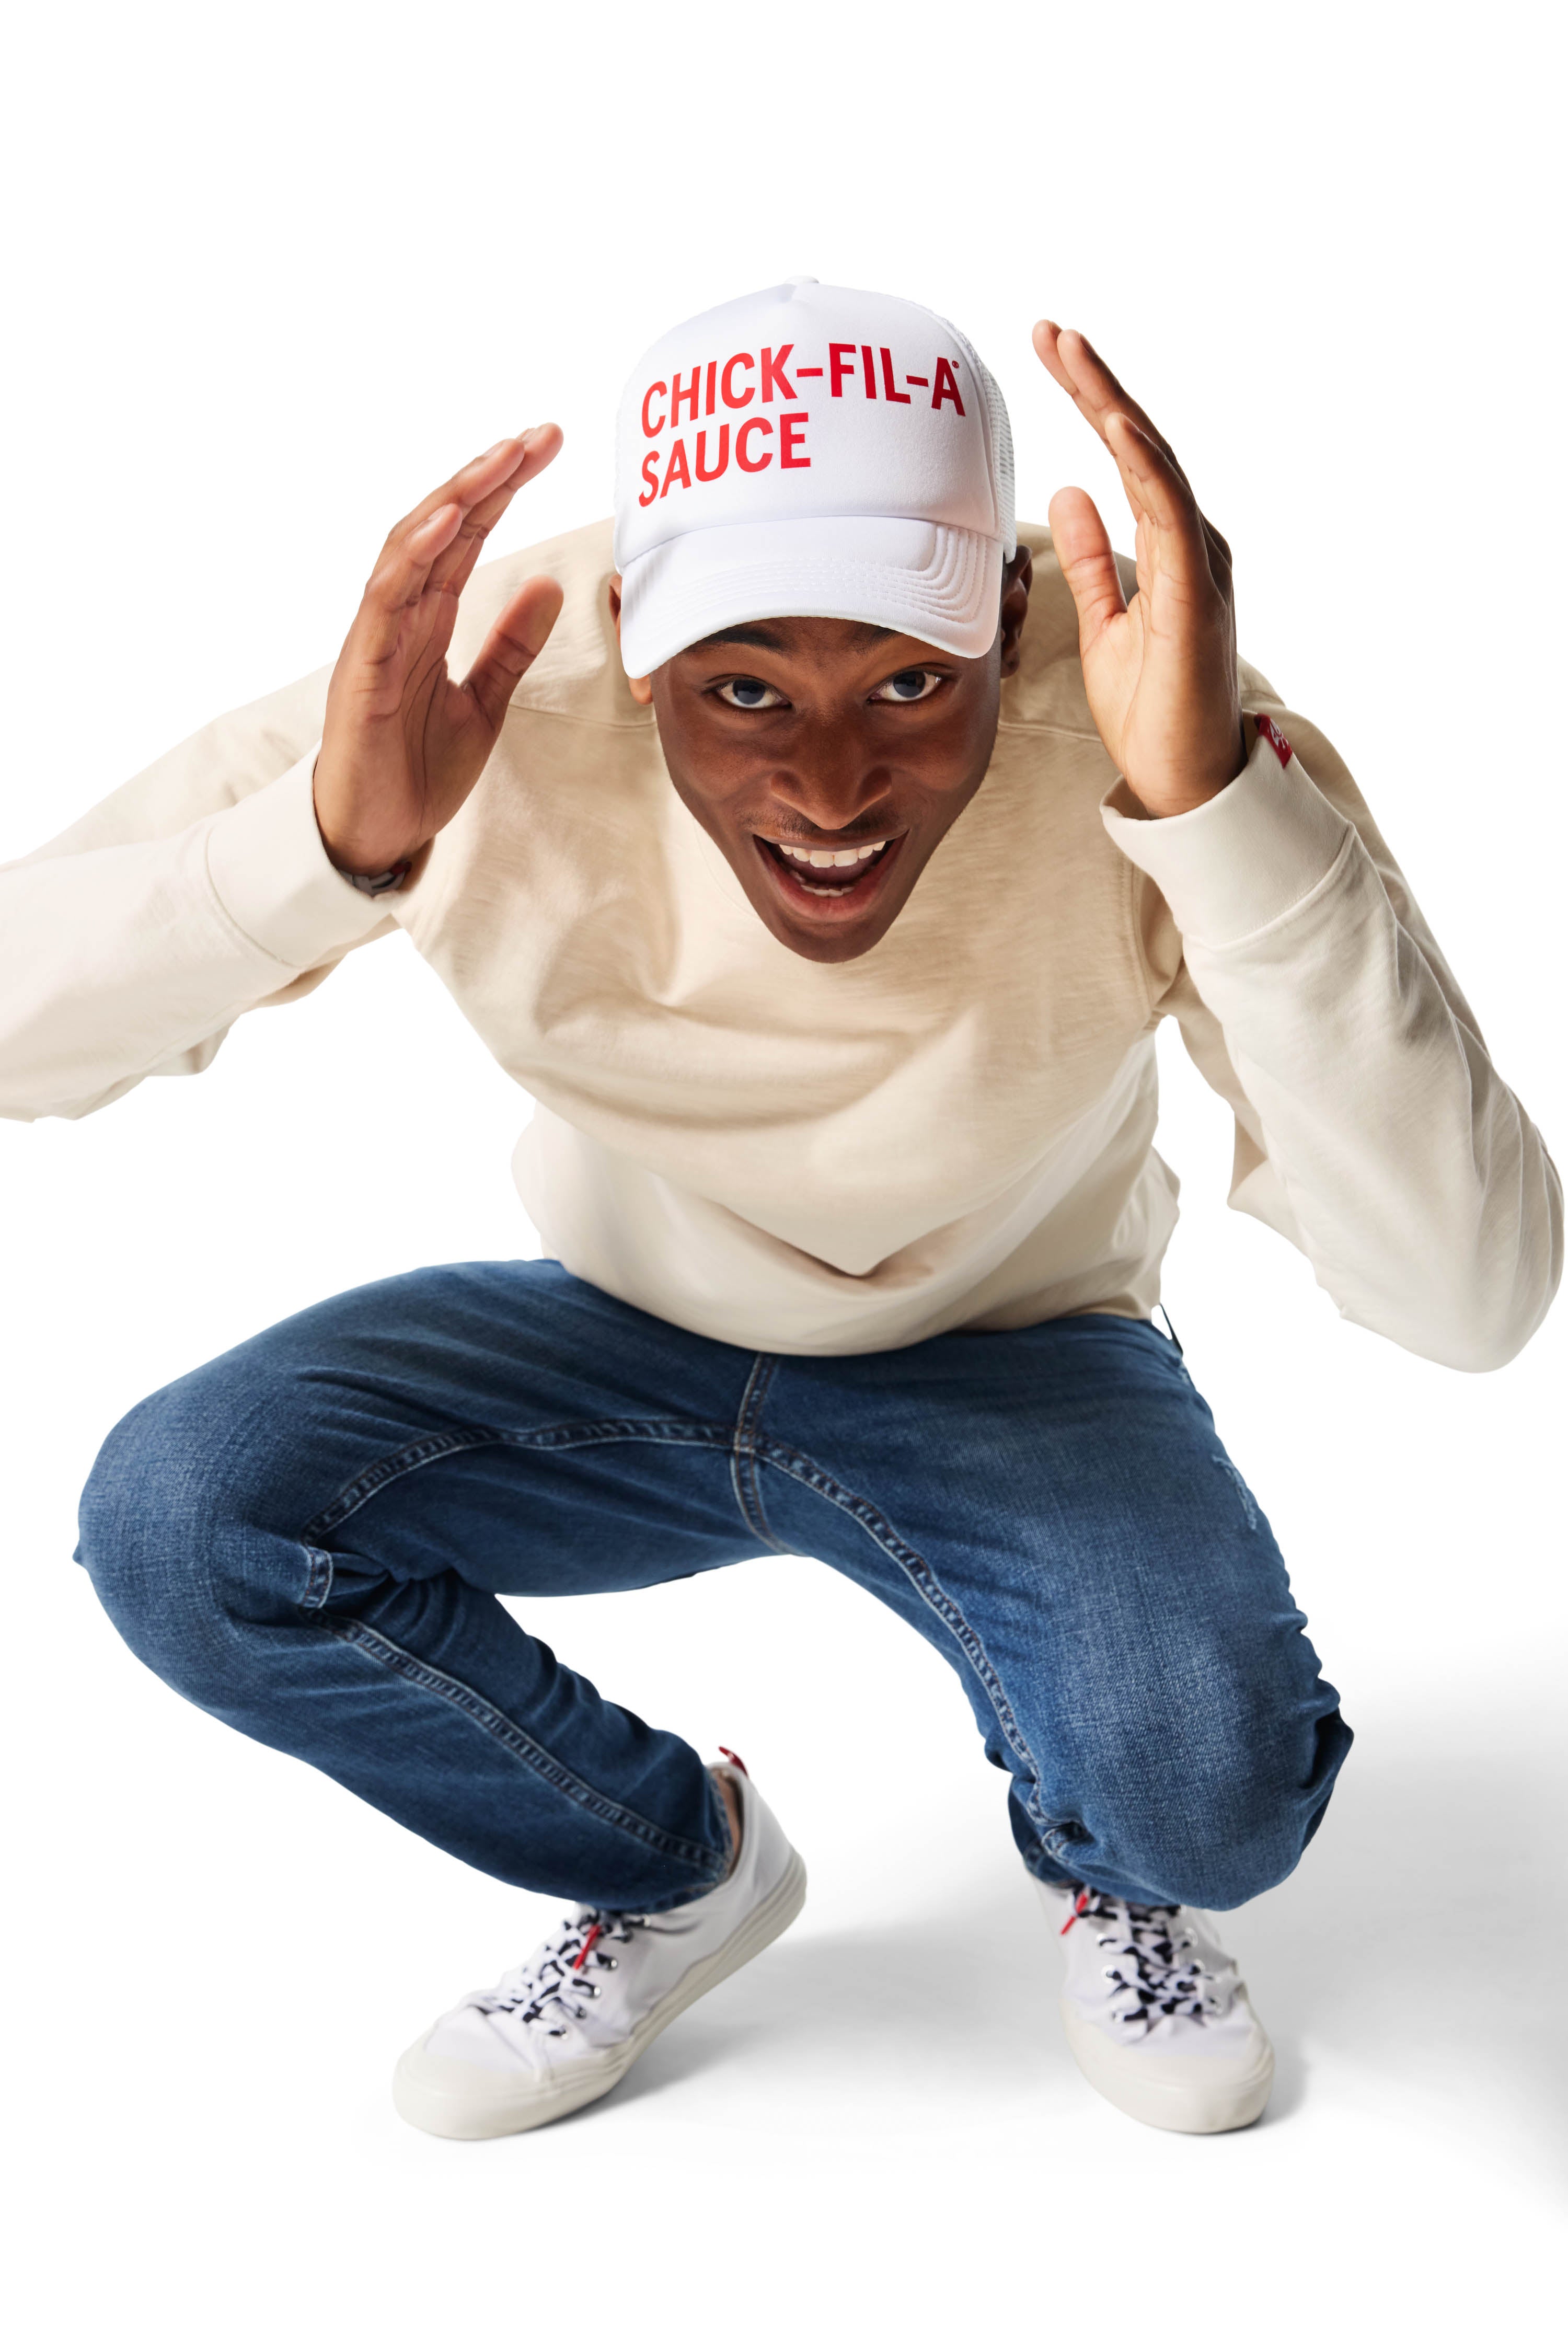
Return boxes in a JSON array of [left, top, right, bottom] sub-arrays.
[[1154, 1304, 1184, 1357]]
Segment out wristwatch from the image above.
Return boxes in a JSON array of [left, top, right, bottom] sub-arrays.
[[342, 860, 412, 897]]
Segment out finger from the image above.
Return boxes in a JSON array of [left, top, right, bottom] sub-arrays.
[[1033, 321, 1184, 474], [1103, 411, 1212, 591], [1032, 322, 1191, 490], [428, 423, 564, 598], [1036, 325, 1231, 608], [1046, 484, 1127, 653], [381, 432, 540, 557], [345, 425, 565, 672], [1031, 318, 1080, 400], [345, 501, 467, 669], [462, 574, 566, 732]]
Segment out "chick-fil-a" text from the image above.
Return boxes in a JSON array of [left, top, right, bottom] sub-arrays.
[[637, 340, 967, 505]]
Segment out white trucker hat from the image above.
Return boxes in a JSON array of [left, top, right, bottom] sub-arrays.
[[613, 277, 1016, 676]]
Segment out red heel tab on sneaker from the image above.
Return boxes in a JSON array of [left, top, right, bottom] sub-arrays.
[[718, 1746, 750, 1778]]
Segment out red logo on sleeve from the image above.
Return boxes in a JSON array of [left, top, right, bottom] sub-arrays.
[[1254, 713, 1293, 768]]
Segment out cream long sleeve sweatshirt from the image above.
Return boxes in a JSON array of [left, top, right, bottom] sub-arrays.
[[1, 519, 1558, 1368]]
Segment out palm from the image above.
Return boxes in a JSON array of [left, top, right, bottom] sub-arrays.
[[363, 585, 495, 838]]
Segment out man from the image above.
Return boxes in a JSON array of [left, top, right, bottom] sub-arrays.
[[5, 279, 1558, 2141]]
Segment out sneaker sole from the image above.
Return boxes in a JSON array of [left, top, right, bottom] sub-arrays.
[[392, 1847, 809, 2140], [1062, 2003, 1275, 2134]]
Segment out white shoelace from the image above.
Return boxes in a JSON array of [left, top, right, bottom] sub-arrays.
[[470, 1910, 646, 2037], [1063, 1887, 1229, 2035]]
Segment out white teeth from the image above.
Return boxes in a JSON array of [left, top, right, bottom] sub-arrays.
[[775, 839, 887, 866], [764, 836, 892, 903]]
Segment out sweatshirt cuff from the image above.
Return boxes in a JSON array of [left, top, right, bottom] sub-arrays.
[[205, 747, 391, 969], [1099, 718, 1354, 949]]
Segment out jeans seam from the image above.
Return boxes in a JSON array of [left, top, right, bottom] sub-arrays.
[[297, 1557, 728, 1883], [731, 1355, 786, 1552], [299, 1419, 735, 1540], [756, 1439, 1069, 1850]]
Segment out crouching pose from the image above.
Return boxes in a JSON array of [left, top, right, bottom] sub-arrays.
[[8, 280, 1558, 2138]]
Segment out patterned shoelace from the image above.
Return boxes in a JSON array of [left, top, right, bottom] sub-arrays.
[[1063, 1886, 1228, 2034], [470, 1909, 646, 2037]]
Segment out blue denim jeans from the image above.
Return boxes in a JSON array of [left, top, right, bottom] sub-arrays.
[[77, 1261, 1350, 1915]]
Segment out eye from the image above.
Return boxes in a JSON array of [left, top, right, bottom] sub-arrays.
[[871, 668, 944, 704], [714, 676, 787, 710]]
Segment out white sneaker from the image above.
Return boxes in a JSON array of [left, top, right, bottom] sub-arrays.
[[1035, 1879, 1275, 2134], [393, 1756, 806, 2139]]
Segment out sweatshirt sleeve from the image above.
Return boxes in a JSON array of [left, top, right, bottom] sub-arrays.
[[0, 668, 394, 1122], [1102, 698, 1562, 1372]]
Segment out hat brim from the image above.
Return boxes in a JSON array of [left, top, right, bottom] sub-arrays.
[[617, 515, 1005, 677]]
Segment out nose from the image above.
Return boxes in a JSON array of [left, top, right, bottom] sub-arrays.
[[764, 728, 894, 835]]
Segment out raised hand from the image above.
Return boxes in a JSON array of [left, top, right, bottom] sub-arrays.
[[1033, 325, 1246, 820], [313, 427, 566, 876]]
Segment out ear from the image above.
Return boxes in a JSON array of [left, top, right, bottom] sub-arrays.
[[608, 574, 655, 707], [998, 546, 1032, 678]]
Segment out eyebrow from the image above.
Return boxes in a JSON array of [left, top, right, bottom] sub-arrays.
[[691, 621, 897, 653]]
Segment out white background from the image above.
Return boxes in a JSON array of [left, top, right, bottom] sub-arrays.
[[2, 0, 1563, 2341]]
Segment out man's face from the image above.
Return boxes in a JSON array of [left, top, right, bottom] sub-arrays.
[[614, 555, 1032, 964]]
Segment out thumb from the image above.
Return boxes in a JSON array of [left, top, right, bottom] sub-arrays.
[[1047, 486, 1127, 656], [463, 575, 566, 732]]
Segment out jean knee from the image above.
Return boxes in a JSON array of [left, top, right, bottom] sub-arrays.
[[76, 1369, 295, 1697], [1183, 1703, 1350, 1907], [1065, 1692, 1353, 1912]]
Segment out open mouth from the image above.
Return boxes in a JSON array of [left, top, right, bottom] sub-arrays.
[[753, 832, 904, 913]]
